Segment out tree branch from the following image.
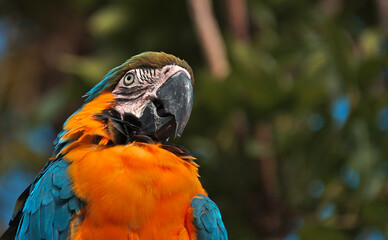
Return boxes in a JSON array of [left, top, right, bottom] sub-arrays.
[[187, 0, 230, 80], [376, 0, 388, 34], [226, 0, 249, 42]]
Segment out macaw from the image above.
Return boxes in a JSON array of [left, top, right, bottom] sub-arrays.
[[0, 52, 227, 240]]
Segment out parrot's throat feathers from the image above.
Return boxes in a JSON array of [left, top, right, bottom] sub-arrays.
[[56, 93, 193, 159], [57, 93, 147, 149], [94, 108, 145, 145]]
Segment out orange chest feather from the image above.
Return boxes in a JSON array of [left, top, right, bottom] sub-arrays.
[[65, 143, 205, 240]]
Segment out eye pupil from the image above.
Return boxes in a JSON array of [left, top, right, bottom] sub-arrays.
[[124, 74, 134, 85]]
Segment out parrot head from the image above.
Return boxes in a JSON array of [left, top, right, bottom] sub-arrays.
[[79, 51, 194, 144]]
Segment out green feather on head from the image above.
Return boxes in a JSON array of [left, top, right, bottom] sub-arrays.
[[84, 51, 194, 102]]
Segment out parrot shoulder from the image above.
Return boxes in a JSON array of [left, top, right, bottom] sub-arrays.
[[190, 194, 228, 240]]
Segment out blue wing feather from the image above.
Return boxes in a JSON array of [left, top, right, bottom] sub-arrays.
[[54, 204, 72, 231], [190, 194, 228, 240], [68, 197, 80, 211], [19, 213, 29, 235], [15, 159, 82, 240], [29, 210, 41, 240], [40, 201, 55, 239], [59, 184, 74, 199]]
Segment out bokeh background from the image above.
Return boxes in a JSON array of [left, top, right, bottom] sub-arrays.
[[0, 0, 388, 239]]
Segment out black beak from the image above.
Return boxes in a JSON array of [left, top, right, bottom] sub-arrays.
[[139, 71, 193, 141]]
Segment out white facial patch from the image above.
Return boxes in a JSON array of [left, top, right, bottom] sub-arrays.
[[112, 65, 191, 118]]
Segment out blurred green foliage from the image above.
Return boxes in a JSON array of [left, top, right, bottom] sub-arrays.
[[1, 0, 388, 239]]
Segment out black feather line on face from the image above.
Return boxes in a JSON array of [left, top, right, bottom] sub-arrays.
[[117, 86, 148, 94], [114, 93, 145, 102], [138, 68, 154, 84]]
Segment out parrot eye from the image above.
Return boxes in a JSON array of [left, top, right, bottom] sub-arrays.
[[124, 73, 135, 86]]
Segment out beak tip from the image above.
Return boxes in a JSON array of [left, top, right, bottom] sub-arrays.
[[174, 124, 184, 139], [174, 134, 181, 140]]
